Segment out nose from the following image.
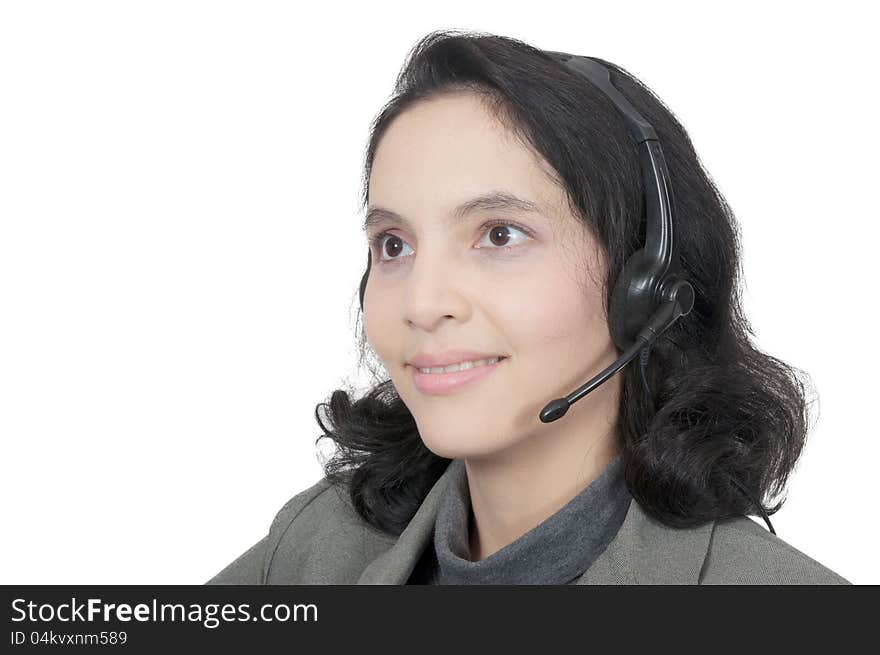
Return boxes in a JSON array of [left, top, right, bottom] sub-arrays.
[[400, 245, 472, 331]]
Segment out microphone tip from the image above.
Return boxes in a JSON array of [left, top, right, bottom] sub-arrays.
[[540, 398, 570, 423]]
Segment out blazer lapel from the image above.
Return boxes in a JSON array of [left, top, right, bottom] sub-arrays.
[[356, 458, 463, 584], [574, 498, 715, 584]]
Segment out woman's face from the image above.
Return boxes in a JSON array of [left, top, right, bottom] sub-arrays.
[[363, 91, 620, 460]]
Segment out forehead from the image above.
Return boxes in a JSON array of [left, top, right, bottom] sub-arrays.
[[368, 92, 565, 219]]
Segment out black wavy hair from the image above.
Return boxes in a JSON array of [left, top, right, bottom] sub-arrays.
[[312, 28, 816, 536]]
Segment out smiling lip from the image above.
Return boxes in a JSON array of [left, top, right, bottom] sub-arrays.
[[407, 349, 506, 369], [408, 357, 507, 395]]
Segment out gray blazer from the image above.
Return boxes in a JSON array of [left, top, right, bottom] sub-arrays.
[[207, 458, 850, 585]]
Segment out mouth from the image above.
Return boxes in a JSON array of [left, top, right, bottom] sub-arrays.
[[408, 355, 508, 374], [408, 356, 508, 395]]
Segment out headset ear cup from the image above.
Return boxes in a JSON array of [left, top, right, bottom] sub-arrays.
[[609, 252, 636, 351], [610, 248, 655, 351]]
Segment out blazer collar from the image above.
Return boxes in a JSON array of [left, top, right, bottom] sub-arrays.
[[357, 458, 715, 585]]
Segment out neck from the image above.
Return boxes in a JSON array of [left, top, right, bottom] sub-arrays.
[[463, 396, 622, 562]]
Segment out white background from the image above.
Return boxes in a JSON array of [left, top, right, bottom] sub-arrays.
[[1, 1, 876, 585]]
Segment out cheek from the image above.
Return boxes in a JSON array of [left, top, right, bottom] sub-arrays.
[[362, 285, 390, 361], [497, 256, 611, 390], [362, 278, 413, 375], [495, 253, 603, 343], [505, 280, 598, 351]]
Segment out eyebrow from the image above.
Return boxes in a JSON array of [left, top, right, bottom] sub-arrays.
[[363, 191, 544, 233]]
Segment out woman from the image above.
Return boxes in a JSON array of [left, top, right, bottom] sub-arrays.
[[208, 30, 849, 585]]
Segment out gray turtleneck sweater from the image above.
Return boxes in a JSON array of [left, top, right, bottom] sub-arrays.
[[406, 453, 632, 585]]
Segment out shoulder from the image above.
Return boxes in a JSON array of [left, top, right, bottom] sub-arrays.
[[262, 474, 396, 584], [700, 515, 850, 584], [265, 476, 340, 543]]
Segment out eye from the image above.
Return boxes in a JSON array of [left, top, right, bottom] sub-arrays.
[[476, 222, 531, 250], [369, 221, 533, 266], [370, 233, 415, 264]]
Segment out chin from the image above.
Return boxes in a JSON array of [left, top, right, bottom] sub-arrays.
[[417, 428, 504, 461], [417, 431, 468, 460]]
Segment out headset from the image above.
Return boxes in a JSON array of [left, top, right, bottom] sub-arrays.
[[541, 51, 775, 534]]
